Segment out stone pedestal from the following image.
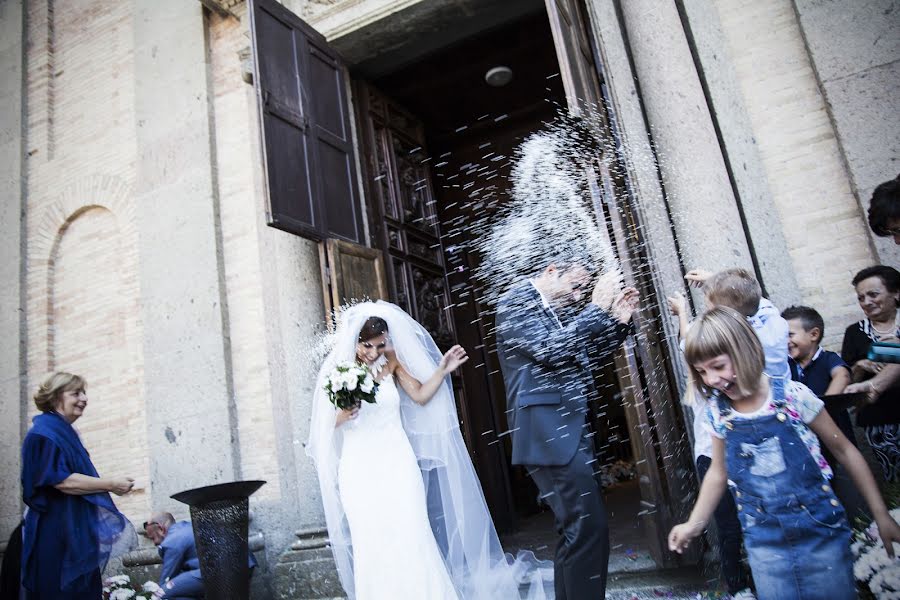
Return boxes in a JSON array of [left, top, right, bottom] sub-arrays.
[[274, 527, 345, 600]]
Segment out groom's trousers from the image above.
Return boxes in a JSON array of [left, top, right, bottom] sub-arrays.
[[527, 431, 609, 600]]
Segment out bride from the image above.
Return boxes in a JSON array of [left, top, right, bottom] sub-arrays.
[[307, 301, 551, 600]]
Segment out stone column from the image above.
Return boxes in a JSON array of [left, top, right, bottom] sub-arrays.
[[679, 0, 801, 308], [0, 0, 25, 546], [615, 0, 754, 278], [133, 0, 238, 508]]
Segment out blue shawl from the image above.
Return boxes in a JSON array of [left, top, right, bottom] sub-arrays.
[[21, 412, 135, 592]]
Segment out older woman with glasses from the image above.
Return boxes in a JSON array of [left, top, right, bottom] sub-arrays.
[[20, 372, 136, 599]]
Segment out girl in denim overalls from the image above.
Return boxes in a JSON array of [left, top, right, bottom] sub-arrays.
[[669, 307, 900, 600]]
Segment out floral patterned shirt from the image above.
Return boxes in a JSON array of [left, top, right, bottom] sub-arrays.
[[703, 380, 833, 480]]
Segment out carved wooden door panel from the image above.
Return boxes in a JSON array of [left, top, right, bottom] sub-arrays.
[[545, 0, 695, 567], [354, 86, 454, 349], [354, 84, 517, 529]]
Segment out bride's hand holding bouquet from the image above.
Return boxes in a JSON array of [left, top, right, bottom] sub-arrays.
[[325, 362, 379, 427]]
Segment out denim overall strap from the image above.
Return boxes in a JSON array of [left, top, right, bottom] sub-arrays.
[[721, 386, 853, 600], [769, 376, 786, 409]]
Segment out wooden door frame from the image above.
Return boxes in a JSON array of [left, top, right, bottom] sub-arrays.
[[545, 0, 696, 567]]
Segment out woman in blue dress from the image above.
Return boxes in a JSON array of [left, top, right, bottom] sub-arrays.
[[21, 372, 136, 599]]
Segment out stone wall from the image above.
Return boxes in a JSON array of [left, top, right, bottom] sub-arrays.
[[696, 0, 877, 349], [0, 0, 25, 546], [793, 0, 900, 267], [5, 2, 331, 587], [22, 0, 149, 522]]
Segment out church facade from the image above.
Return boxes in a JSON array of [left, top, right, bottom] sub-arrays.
[[0, 0, 896, 597]]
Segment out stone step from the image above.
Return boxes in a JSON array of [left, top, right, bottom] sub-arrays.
[[606, 567, 720, 599]]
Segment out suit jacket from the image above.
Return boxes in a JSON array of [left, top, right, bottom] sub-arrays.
[[496, 281, 630, 466], [158, 521, 200, 585]]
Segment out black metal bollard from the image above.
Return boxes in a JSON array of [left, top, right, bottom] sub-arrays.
[[171, 480, 265, 600]]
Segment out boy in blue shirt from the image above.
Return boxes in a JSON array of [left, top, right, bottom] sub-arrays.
[[782, 305, 867, 522], [782, 305, 851, 397]]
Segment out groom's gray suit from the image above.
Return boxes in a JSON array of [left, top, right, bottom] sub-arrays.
[[496, 280, 630, 600]]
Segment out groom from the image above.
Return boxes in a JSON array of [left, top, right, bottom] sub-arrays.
[[495, 257, 639, 599]]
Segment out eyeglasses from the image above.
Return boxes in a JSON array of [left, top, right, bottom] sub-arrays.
[[142, 521, 161, 530]]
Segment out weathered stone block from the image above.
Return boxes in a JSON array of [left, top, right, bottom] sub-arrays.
[[274, 529, 345, 600]]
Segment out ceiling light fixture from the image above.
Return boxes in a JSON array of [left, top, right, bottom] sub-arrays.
[[484, 66, 513, 87]]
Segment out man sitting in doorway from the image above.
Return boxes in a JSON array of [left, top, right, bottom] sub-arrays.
[[144, 511, 257, 599]]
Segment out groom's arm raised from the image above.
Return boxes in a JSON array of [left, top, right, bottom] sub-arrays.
[[496, 290, 635, 370]]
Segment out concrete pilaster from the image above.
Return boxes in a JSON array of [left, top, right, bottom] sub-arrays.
[[584, 0, 690, 373], [133, 1, 238, 510], [0, 0, 25, 544], [615, 0, 754, 285]]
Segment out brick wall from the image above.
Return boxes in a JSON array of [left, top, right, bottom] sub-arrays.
[[23, 0, 149, 523]]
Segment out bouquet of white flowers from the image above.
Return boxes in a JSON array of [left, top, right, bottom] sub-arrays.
[[102, 574, 162, 600], [324, 362, 379, 410], [853, 507, 900, 599]]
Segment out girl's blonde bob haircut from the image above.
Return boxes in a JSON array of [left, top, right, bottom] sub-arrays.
[[33, 372, 86, 413], [684, 306, 764, 399]]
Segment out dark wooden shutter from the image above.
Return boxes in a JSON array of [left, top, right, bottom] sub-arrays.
[[249, 0, 364, 243]]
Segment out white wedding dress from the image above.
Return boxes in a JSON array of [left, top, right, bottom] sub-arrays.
[[337, 373, 460, 600]]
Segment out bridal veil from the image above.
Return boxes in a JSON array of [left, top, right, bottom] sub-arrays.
[[306, 300, 551, 599]]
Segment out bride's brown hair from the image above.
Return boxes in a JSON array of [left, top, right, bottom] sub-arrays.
[[358, 317, 388, 342]]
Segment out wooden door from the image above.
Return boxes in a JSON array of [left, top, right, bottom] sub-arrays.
[[319, 239, 389, 325], [354, 84, 517, 530], [545, 0, 695, 566]]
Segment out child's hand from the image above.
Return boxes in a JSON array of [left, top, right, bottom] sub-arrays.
[[876, 514, 900, 558], [667, 520, 705, 554], [684, 268, 712, 289], [667, 292, 686, 317]]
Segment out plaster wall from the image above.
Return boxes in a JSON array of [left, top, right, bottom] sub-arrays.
[[206, 7, 329, 563], [680, 0, 802, 311], [614, 0, 755, 300]]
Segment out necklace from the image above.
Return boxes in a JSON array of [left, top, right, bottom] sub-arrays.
[[369, 355, 388, 377], [871, 311, 899, 336]]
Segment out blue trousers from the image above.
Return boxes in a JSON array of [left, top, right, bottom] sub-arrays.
[[161, 569, 203, 599]]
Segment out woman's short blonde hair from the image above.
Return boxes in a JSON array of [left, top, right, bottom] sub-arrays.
[[33, 372, 86, 413], [684, 306, 764, 399]]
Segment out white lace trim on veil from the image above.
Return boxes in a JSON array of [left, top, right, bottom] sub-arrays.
[[306, 301, 552, 599]]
